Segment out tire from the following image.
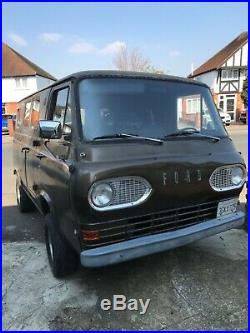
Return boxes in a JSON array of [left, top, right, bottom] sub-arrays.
[[45, 214, 79, 278], [16, 178, 35, 213]]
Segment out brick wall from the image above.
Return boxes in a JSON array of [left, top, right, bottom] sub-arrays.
[[4, 102, 17, 114], [236, 93, 245, 122]]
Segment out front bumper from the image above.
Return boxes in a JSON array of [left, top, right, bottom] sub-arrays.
[[80, 210, 245, 267]]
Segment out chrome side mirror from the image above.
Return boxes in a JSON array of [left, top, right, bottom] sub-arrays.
[[63, 123, 72, 135], [39, 120, 62, 139]]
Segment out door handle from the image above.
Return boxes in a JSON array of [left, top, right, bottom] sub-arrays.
[[36, 153, 46, 160], [21, 147, 30, 153]]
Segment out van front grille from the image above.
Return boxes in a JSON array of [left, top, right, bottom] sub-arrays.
[[111, 178, 148, 206], [210, 167, 233, 189], [82, 200, 219, 249]]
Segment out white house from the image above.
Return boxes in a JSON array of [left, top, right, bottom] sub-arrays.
[[189, 32, 248, 122], [2, 43, 56, 115]]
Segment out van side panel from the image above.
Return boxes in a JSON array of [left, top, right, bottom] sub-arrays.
[[33, 83, 81, 253], [13, 88, 51, 201]]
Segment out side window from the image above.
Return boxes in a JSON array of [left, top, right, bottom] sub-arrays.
[[23, 101, 32, 127], [52, 88, 69, 127], [63, 93, 72, 134], [38, 89, 50, 121], [47, 87, 72, 158], [31, 96, 40, 129]]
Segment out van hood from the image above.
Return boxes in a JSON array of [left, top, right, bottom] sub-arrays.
[[72, 137, 245, 223]]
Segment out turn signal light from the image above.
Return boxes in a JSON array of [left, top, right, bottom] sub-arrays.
[[81, 230, 99, 241]]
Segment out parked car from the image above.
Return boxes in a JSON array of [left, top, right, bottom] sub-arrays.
[[13, 71, 246, 278], [239, 109, 247, 124], [217, 108, 231, 126], [2, 114, 13, 133]]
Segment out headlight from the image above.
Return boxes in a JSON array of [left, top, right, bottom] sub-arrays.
[[88, 177, 152, 211], [90, 183, 113, 207], [231, 167, 244, 185], [209, 165, 246, 191]]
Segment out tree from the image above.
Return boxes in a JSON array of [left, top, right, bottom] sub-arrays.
[[241, 77, 248, 107], [113, 45, 164, 74], [113, 45, 129, 71]]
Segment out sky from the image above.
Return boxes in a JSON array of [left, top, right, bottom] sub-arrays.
[[2, 2, 248, 80]]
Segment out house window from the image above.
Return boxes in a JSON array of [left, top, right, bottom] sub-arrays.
[[221, 69, 239, 80], [186, 97, 201, 114], [218, 94, 236, 121], [15, 77, 28, 89]]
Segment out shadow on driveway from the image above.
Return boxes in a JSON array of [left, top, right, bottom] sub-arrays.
[[2, 205, 44, 242]]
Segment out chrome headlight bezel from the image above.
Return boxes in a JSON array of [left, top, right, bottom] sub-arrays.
[[90, 183, 113, 208], [209, 164, 246, 192], [88, 176, 152, 211]]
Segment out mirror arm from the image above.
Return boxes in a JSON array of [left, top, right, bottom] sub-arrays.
[[63, 134, 72, 142]]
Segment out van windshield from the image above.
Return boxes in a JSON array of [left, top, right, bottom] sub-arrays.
[[78, 78, 227, 141]]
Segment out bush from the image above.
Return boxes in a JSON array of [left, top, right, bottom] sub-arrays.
[[241, 78, 248, 108]]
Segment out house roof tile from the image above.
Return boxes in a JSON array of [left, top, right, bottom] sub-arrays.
[[2, 43, 56, 81], [189, 32, 248, 78]]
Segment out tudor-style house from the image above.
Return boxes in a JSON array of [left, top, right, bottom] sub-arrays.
[[189, 32, 248, 122], [2, 43, 56, 115]]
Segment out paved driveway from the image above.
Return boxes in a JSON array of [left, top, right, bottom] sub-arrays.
[[2, 126, 248, 330]]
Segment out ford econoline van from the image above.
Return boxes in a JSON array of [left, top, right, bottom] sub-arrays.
[[13, 71, 246, 278]]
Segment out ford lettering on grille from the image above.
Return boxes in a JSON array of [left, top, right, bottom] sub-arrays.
[[162, 169, 202, 185]]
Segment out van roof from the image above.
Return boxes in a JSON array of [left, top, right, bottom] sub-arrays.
[[18, 70, 209, 102]]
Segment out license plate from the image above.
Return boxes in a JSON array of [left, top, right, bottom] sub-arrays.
[[217, 198, 238, 218]]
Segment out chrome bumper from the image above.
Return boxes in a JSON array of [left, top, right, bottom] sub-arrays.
[[80, 211, 245, 267]]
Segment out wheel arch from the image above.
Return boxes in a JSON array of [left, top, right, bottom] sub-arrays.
[[39, 191, 54, 216]]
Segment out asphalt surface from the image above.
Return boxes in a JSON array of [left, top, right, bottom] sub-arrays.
[[2, 126, 248, 330]]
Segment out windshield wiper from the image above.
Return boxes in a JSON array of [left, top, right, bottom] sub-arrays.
[[163, 128, 220, 142], [93, 133, 163, 144]]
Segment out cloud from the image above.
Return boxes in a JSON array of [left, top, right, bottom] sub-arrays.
[[99, 41, 126, 55], [68, 41, 97, 54], [40, 32, 62, 42], [169, 50, 181, 57], [8, 33, 27, 46], [68, 39, 126, 55]]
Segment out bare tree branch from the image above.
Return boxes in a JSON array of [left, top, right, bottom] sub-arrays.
[[113, 45, 164, 74], [130, 48, 151, 72], [113, 45, 129, 71]]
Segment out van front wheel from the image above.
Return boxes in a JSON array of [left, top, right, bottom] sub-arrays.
[[45, 215, 79, 278]]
